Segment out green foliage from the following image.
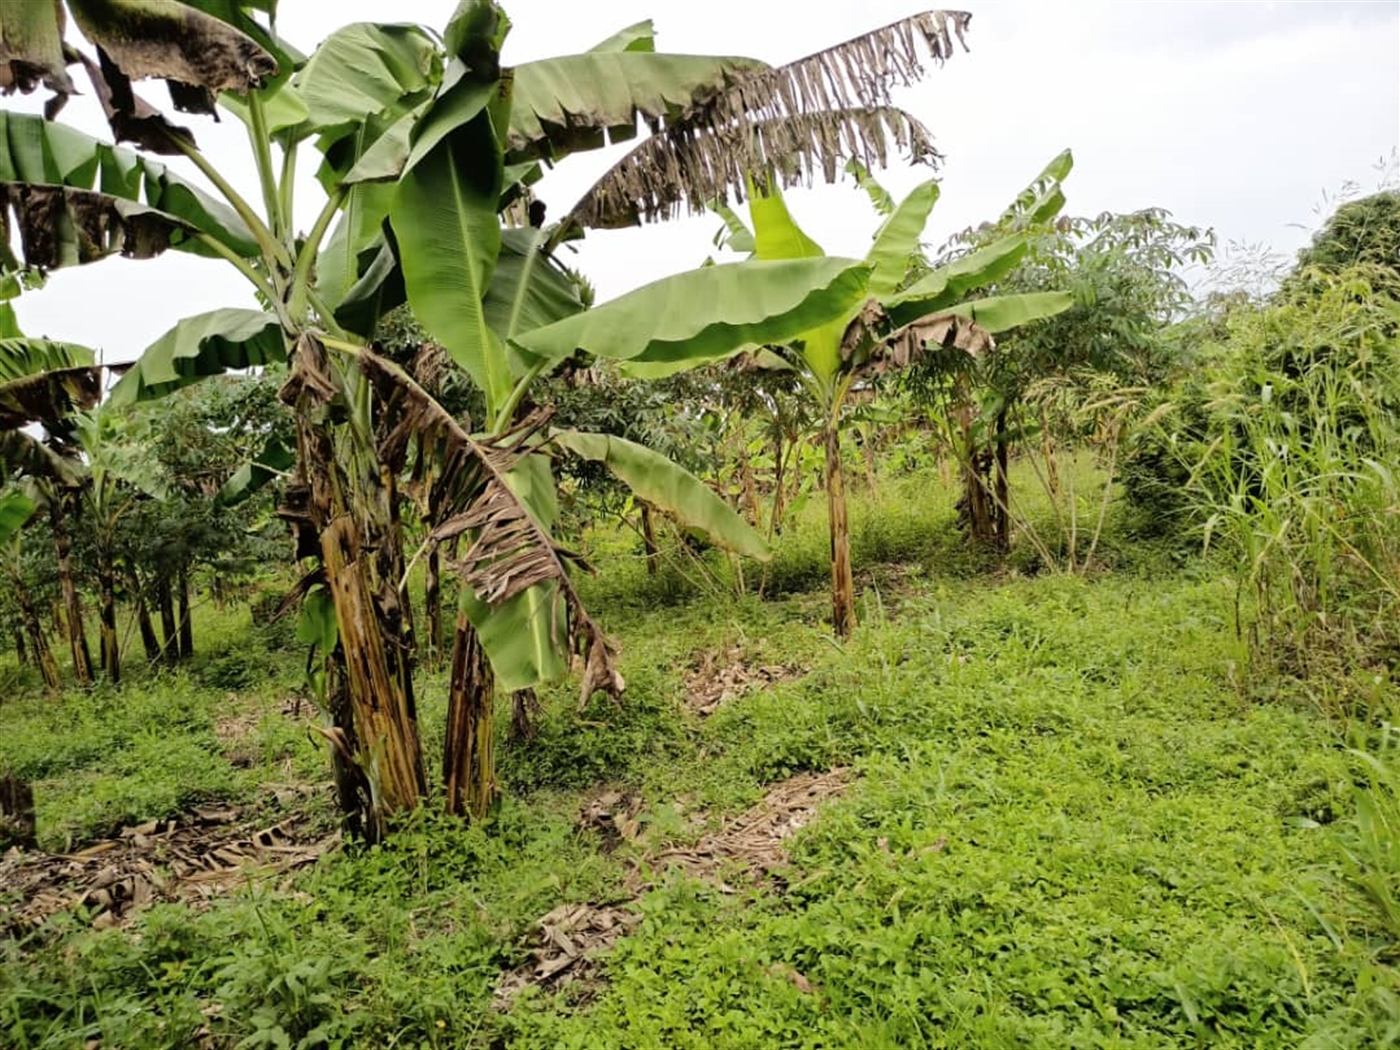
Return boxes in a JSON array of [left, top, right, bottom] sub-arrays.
[[1141, 267, 1400, 693], [1293, 190, 1400, 294]]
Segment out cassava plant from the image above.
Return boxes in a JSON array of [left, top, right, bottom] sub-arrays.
[[1, 1, 991, 834]]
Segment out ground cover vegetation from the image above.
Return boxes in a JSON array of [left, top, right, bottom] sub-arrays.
[[0, 1, 1397, 1047]]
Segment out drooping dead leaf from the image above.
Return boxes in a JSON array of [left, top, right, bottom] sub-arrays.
[[685, 645, 805, 718], [67, 0, 277, 116], [1, 183, 194, 271], [80, 49, 193, 153], [841, 300, 995, 379], [0, 0, 77, 114], [563, 11, 972, 230], [354, 342, 624, 708]]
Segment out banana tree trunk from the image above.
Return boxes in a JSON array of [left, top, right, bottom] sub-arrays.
[[282, 339, 427, 838], [176, 567, 193, 658], [96, 549, 120, 684], [824, 424, 855, 639], [13, 576, 60, 691], [443, 611, 495, 819], [156, 576, 178, 664], [50, 497, 92, 685], [320, 512, 426, 820]]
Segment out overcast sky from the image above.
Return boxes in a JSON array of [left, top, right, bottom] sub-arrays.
[[9, 0, 1399, 363]]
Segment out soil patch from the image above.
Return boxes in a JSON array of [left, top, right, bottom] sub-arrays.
[[1, 802, 334, 934], [685, 645, 805, 717], [496, 768, 850, 1006]]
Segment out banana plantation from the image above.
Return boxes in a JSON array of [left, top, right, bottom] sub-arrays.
[[1, 1, 1397, 1047]]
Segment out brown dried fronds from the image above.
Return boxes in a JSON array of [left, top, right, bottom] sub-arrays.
[[566, 11, 971, 230], [841, 300, 994, 379]]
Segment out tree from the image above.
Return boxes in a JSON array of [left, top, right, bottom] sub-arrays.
[[708, 164, 1075, 636], [927, 202, 1213, 553], [1293, 190, 1400, 293], [1, 1, 985, 834]]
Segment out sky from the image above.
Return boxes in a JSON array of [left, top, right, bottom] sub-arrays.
[[8, 0, 1399, 363]]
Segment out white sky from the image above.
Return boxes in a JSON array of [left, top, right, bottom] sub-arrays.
[[10, 0, 1400, 362]]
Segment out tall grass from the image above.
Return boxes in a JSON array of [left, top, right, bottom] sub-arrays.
[[1179, 268, 1400, 715]]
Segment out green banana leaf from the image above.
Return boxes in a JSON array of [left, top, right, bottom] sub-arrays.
[[0, 337, 95, 382], [0, 111, 259, 267], [588, 20, 656, 53], [709, 200, 755, 254], [552, 430, 770, 560], [506, 52, 765, 163], [997, 148, 1074, 229], [943, 291, 1075, 334], [511, 257, 871, 377], [0, 488, 36, 543], [459, 580, 568, 694], [217, 432, 294, 506], [865, 178, 940, 299], [749, 183, 849, 384], [845, 158, 895, 218], [391, 120, 509, 416], [107, 308, 284, 406], [886, 235, 1029, 324], [291, 22, 441, 141], [482, 227, 586, 376]]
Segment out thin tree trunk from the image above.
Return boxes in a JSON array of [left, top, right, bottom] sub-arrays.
[[1041, 404, 1059, 498], [861, 428, 879, 496], [736, 439, 763, 528], [509, 688, 542, 746], [14, 578, 60, 692], [443, 612, 496, 820], [0, 774, 36, 849], [769, 432, 787, 539], [993, 408, 1010, 553], [640, 503, 660, 576], [424, 546, 443, 670], [50, 497, 92, 685], [824, 425, 855, 639], [955, 392, 997, 548], [176, 567, 194, 659], [97, 552, 120, 685], [13, 626, 26, 666], [325, 656, 370, 841], [156, 576, 178, 664], [131, 574, 161, 665]]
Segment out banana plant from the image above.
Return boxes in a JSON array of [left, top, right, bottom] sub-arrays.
[[0, 0, 982, 834], [0, 333, 105, 685], [709, 154, 1077, 636]]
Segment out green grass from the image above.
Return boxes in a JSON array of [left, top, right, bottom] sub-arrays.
[[2, 465, 1396, 1048]]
